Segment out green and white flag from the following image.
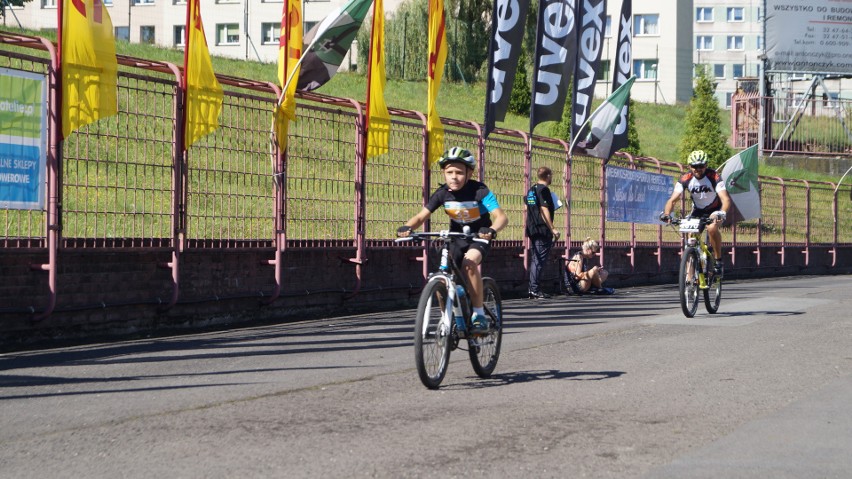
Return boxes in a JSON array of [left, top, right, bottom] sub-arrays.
[[720, 144, 761, 223], [571, 75, 635, 163], [297, 0, 373, 91]]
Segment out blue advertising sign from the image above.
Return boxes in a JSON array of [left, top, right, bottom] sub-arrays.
[[0, 67, 47, 210], [605, 166, 673, 224]]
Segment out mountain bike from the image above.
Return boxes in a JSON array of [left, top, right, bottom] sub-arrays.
[[395, 228, 503, 389], [669, 216, 722, 318]]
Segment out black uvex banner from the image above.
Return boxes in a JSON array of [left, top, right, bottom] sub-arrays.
[[484, 0, 529, 138], [570, 0, 606, 142], [611, 0, 632, 154], [529, 0, 578, 133]]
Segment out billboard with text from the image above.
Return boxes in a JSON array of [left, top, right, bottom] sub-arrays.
[[766, 0, 852, 74]]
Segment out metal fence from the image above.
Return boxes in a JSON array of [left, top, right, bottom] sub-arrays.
[[2, 30, 852, 320], [732, 90, 852, 156]]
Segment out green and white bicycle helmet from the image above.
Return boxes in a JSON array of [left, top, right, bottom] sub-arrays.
[[438, 147, 476, 170], [687, 150, 708, 167]]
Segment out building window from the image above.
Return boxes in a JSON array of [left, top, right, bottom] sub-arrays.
[[727, 35, 744, 51], [115, 26, 129, 41], [217, 23, 240, 45], [261, 23, 280, 45], [41, 0, 57, 8], [133, 0, 155, 4], [173, 25, 186, 47], [696, 7, 713, 22], [727, 7, 744, 22], [634, 14, 659, 36], [598, 60, 611, 81], [714, 64, 725, 79], [304, 21, 318, 34], [103, 0, 113, 5], [757, 35, 763, 50], [173, 0, 186, 4], [633, 59, 657, 80], [696, 36, 713, 51], [604, 16, 612, 38], [725, 92, 733, 108], [140, 26, 156, 44], [732, 64, 744, 78]]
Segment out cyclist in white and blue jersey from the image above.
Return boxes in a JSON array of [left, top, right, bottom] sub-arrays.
[[397, 147, 508, 333]]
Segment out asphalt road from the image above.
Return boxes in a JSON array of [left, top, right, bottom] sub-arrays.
[[2, 275, 851, 478]]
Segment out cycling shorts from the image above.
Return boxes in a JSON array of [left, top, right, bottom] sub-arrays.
[[448, 237, 490, 267]]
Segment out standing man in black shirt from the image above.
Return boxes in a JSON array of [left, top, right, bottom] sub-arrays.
[[525, 166, 560, 299]]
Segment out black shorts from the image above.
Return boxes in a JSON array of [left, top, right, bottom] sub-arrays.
[[690, 205, 718, 219], [448, 238, 490, 267]]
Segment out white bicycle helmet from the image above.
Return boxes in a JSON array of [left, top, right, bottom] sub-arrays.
[[438, 147, 476, 170]]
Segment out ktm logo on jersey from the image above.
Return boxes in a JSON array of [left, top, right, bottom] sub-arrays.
[[690, 185, 713, 195]]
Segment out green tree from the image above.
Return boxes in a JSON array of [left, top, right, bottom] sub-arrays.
[[508, 48, 530, 116], [358, 0, 491, 83], [621, 98, 642, 156], [548, 92, 571, 141], [678, 67, 731, 168]]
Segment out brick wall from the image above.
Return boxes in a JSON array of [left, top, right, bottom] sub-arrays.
[[2, 244, 850, 348]]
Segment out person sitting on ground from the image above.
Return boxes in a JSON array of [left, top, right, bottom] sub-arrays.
[[564, 238, 614, 295]]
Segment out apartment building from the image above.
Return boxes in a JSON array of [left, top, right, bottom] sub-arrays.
[[692, 0, 764, 108], [596, 0, 694, 105]]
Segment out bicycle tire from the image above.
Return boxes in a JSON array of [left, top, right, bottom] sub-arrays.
[[704, 257, 722, 313], [468, 277, 503, 378], [414, 279, 452, 389], [679, 247, 701, 318]]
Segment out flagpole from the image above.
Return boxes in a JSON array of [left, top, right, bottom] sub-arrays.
[[181, 0, 192, 149], [835, 164, 852, 194], [718, 144, 758, 174], [568, 114, 594, 156]]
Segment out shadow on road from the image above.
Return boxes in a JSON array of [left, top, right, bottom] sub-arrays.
[[446, 369, 626, 390]]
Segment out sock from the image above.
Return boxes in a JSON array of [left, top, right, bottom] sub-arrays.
[[473, 307, 485, 317]]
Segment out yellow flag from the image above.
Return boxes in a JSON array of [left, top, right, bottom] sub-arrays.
[[426, 0, 447, 166], [60, 0, 118, 139], [184, 0, 223, 149], [366, 0, 390, 158], [274, 0, 302, 150]]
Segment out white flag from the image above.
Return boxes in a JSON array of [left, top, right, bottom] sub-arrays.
[[720, 144, 761, 222]]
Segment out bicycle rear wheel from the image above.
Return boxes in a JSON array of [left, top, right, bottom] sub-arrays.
[[679, 247, 701, 318], [414, 279, 452, 389], [704, 257, 722, 313], [469, 278, 502, 378]]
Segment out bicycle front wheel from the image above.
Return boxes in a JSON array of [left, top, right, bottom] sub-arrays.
[[704, 257, 722, 313], [414, 279, 452, 389], [469, 277, 503, 378], [679, 247, 701, 318]]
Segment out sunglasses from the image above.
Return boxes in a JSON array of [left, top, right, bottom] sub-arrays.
[[690, 164, 706, 169]]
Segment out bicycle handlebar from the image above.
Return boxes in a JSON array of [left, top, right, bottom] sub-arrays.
[[394, 230, 489, 245], [669, 216, 715, 226]]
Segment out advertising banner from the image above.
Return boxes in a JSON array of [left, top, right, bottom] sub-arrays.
[[530, 0, 578, 133], [765, 0, 852, 74], [605, 166, 673, 224], [0, 68, 46, 210]]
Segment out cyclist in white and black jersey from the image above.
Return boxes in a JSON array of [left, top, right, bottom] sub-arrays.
[[660, 150, 732, 275]]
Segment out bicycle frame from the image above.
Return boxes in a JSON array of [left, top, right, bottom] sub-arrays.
[[397, 228, 504, 388], [677, 217, 712, 288], [399, 230, 480, 333]]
